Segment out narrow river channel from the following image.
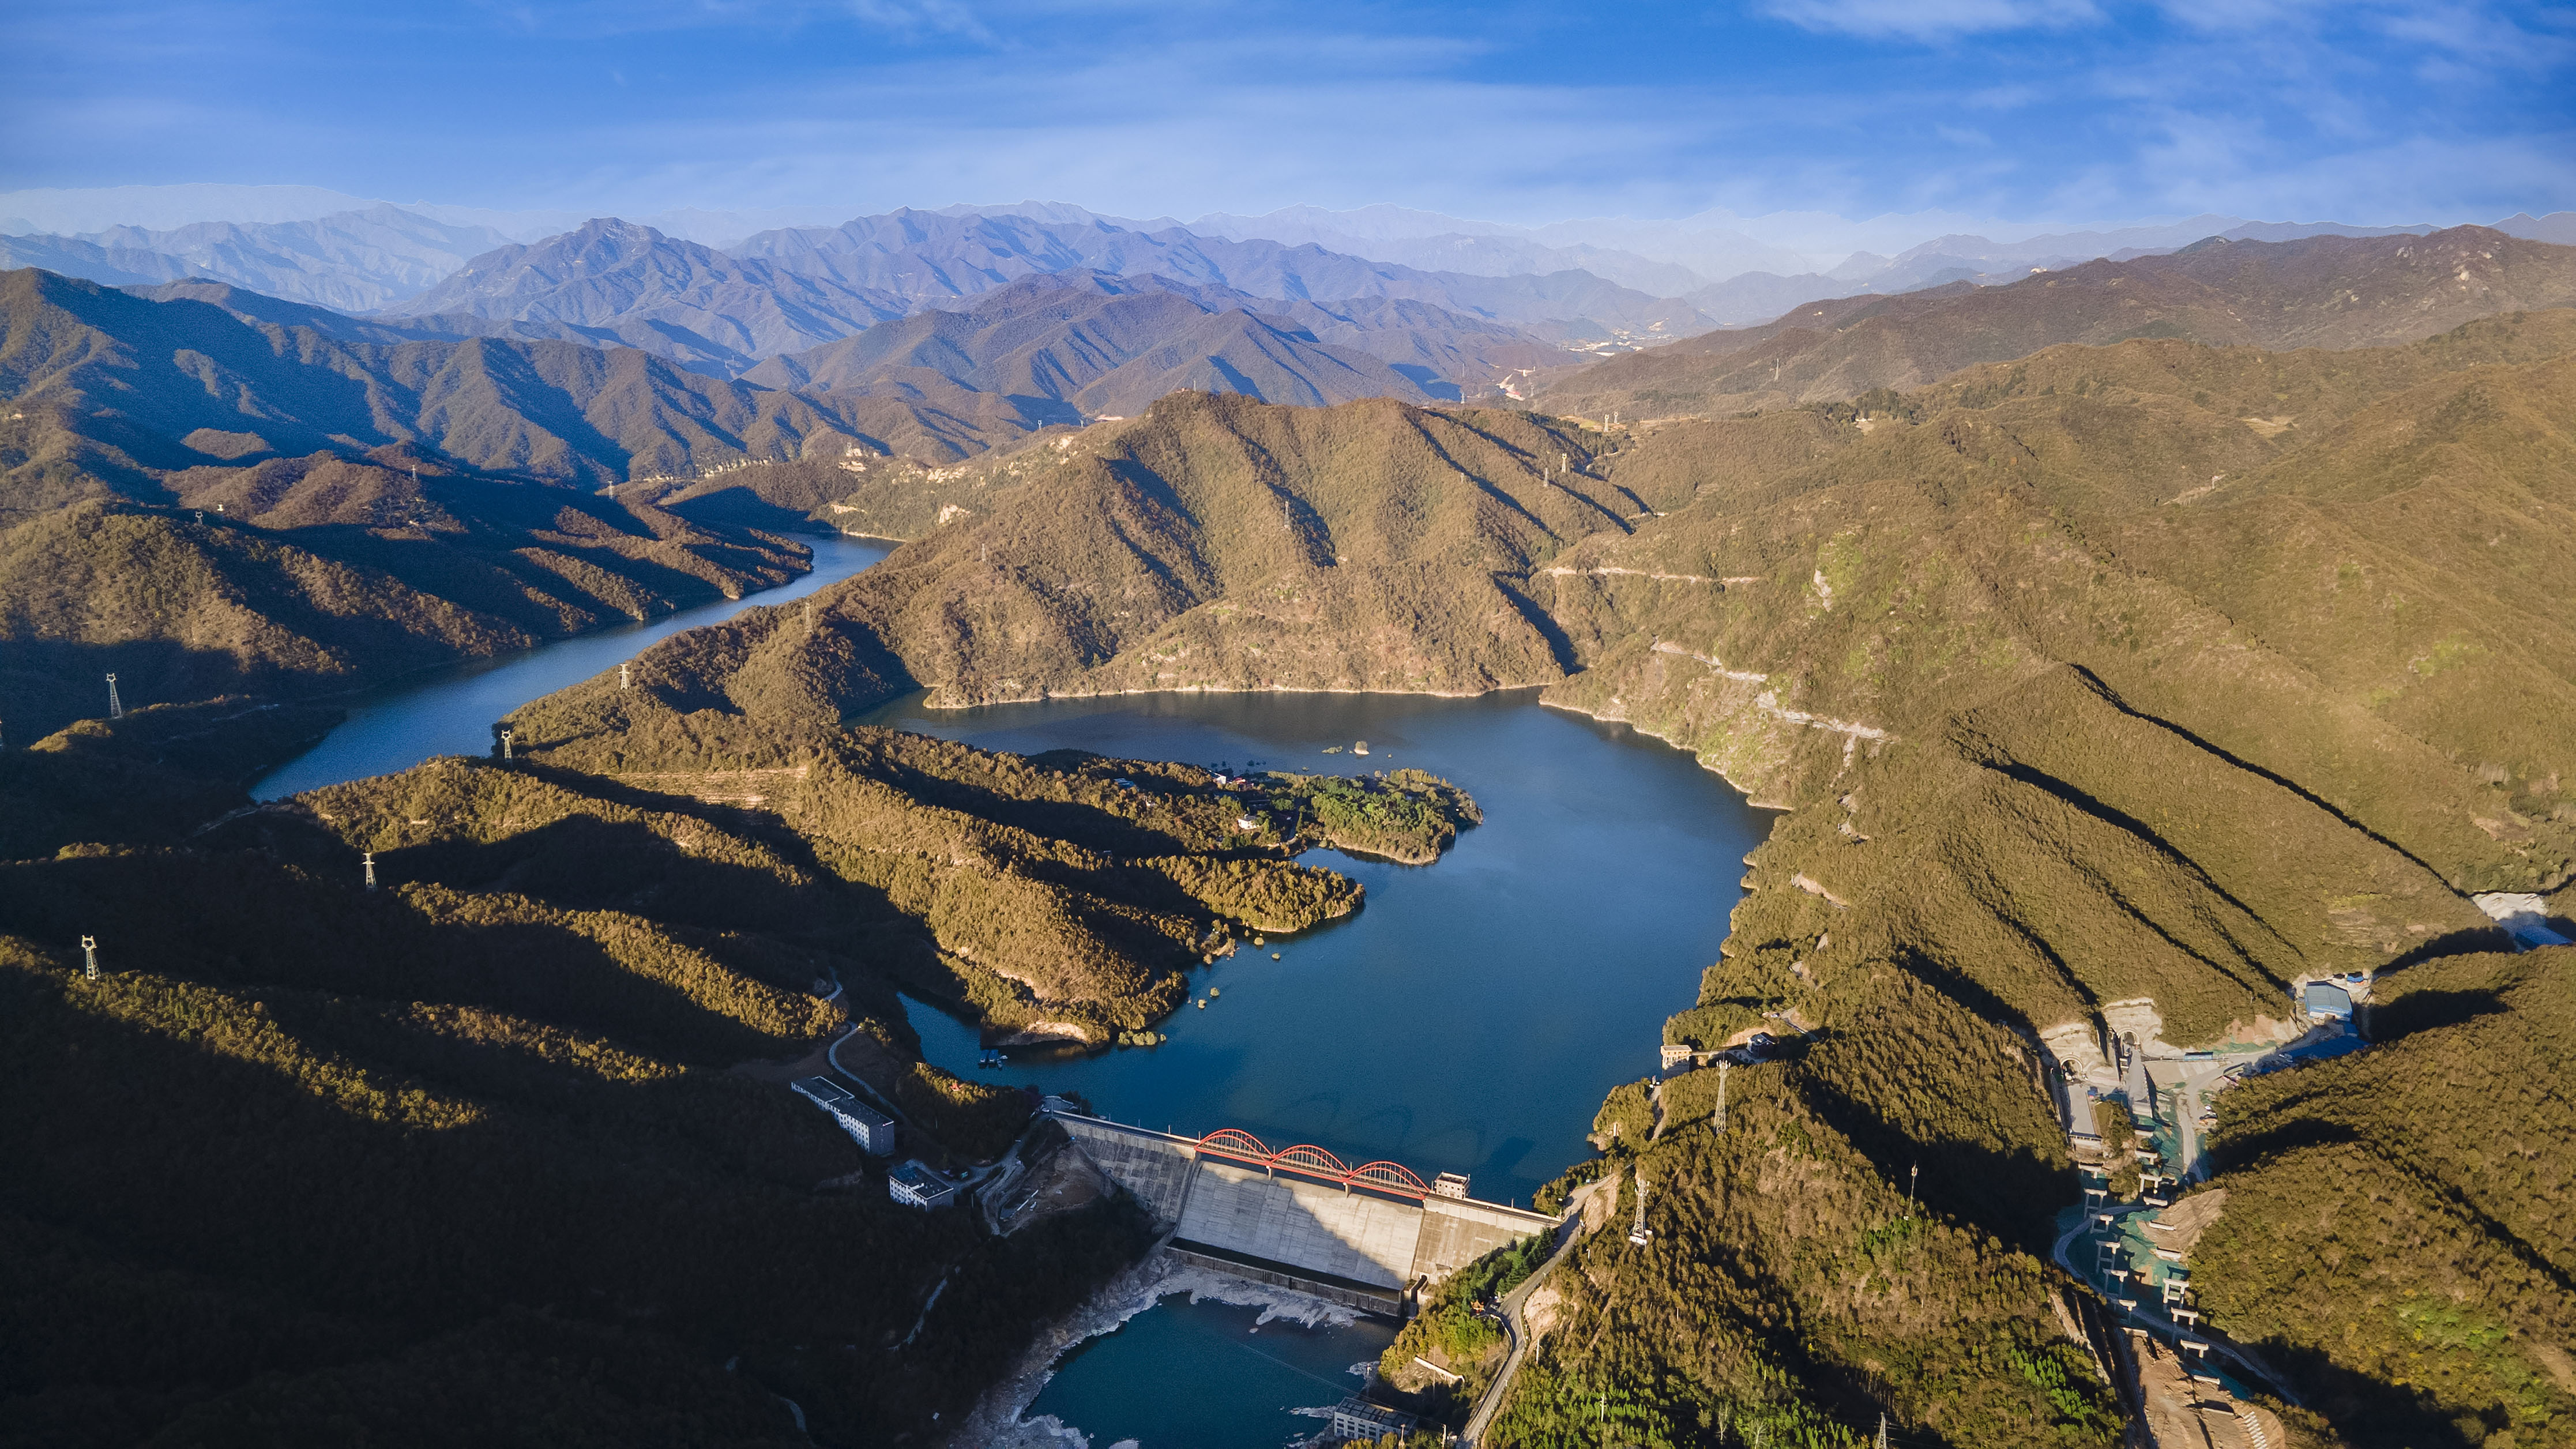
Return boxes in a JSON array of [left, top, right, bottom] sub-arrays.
[[246, 535, 1774, 1447], [251, 534, 894, 800]]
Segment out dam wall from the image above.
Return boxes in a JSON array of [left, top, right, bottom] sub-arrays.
[[1048, 1112, 1559, 1315]]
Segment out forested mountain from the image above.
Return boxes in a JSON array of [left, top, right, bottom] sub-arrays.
[[2191, 946, 2575, 1447], [0, 684, 1468, 1443], [1541, 225, 2576, 417], [742, 270, 1549, 417], [0, 204, 519, 311], [724, 207, 1714, 338]]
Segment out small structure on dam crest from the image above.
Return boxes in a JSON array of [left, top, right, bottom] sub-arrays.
[[1049, 1112, 1556, 1315]]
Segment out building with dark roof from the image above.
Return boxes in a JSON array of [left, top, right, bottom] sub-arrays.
[[792, 1075, 897, 1155]]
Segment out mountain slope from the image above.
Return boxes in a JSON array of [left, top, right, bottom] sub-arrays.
[[1544, 227, 2576, 418], [0, 267, 987, 487], [589, 392, 1633, 722], [386, 219, 911, 371], [2187, 946, 2576, 1448], [727, 208, 1712, 337], [744, 272, 1471, 419], [0, 267, 899, 737], [0, 205, 518, 311]]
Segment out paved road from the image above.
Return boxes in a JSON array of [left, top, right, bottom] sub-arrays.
[[1463, 1174, 1613, 1447], [2050, 1202, 2297, 1405]]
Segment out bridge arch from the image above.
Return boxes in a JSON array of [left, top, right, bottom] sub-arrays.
[[1191, 1129, 1431, 1199]]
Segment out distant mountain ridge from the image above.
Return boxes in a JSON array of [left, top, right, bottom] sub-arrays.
[[0, 205, 518, 311], [743, 270, 1553, 417], [382, 217, 913, 370], [1542, 225, 2576, 417], [359, 210, 1686, 381], [719, 208, 1712, 336]]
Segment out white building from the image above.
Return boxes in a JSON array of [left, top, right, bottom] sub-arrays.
[[889, 1160, 959, 1210], [1328, 1398, 1416, 1442], [792, 1076, 896, 1156]]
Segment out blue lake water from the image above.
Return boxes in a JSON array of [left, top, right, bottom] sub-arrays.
[[865, 688, 1773, 1208], [251, 535, 893, 799]]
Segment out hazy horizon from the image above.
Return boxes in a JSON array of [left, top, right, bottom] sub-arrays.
[[5, 1, 2568, 251]]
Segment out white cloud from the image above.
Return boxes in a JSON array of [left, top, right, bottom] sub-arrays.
[[1755, 0, 2102, 41]]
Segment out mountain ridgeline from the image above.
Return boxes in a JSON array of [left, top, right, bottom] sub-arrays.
[[1540, 225, 2576, 419]]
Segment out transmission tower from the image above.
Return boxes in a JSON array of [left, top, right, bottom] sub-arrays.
[[1712, 1059, 1731, 1132], [620, 663, 631, 690], [81, 935, 98, 981], [1876, 1412, 1890, 1449], [105, 673, 123, 720], [363, 852, 377, 892], [498, 727, 514, 761]]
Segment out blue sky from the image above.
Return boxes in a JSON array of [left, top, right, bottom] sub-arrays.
[[3, 0, 2569, 232]]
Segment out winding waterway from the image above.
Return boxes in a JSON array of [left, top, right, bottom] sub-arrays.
[[251, 535, 894, 800], [247, 537, 1773, 1447]]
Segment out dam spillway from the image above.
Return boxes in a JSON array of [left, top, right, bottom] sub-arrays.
[[1052, 1112, 1559, 1315]]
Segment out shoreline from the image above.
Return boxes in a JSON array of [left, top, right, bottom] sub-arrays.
[[901, 675, 1793, 813]]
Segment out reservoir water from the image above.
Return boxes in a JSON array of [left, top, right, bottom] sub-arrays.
[[864, 688, 1771, 1210], [251, 534, 894, 800], [248, 539, 1772, 1446], [861, 689, 1770, 1447]]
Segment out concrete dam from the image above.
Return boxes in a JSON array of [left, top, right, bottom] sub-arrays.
[[1052, 1111, 1559, 1315]]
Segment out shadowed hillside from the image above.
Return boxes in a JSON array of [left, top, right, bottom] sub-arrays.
[[0, 670, 1471, 1442]]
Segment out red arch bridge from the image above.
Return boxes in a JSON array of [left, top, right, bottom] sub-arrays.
[[1194, 1128, 1432, 1199]]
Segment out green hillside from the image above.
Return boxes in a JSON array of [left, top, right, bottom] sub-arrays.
[[2190, 948, 2576, 1448]]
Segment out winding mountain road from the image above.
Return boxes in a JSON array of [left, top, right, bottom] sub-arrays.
[[1462, 1173, 1614, 1446]]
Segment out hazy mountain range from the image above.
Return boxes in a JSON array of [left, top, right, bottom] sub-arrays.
[[17, 188, 2571, 366]]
